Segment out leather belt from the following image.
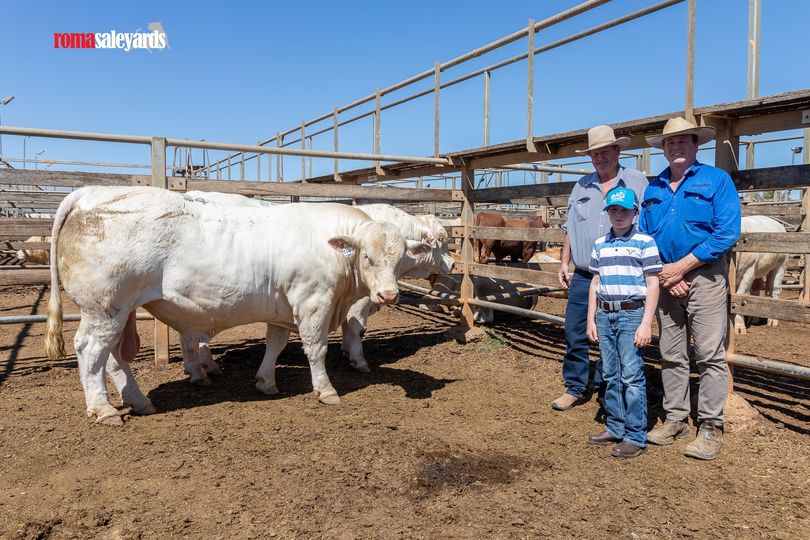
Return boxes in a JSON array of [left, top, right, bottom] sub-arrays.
[[599, 299, 645, 312]]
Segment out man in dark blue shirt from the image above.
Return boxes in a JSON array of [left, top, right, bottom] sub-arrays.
[[640, 117, 741, 460]]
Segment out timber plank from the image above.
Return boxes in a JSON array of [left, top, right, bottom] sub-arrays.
[[188, 179, 455, 202], [0, 269, 51, 286], [0, 169, 143, 187], [733, 165, 810, 191], [734, 232, 810, 253], [730, 294, 810, 324], [451, 226, 566, 243], [468, 262, 559, 287]]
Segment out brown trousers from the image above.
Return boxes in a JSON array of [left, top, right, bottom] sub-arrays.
[[657, 258, 729, 425]]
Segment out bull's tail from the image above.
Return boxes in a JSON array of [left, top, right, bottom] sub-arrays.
[[45, 190, 84, 360]]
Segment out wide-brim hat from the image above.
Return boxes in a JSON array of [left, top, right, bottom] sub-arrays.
[[574, 125, 630, 154], [645, 116, 717, 149]]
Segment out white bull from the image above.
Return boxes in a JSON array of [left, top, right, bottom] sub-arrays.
[[45, 186, 428, 425], [734, 215, 788, 334], [16, 235, 51, 264], [180, 195, 453, 381]]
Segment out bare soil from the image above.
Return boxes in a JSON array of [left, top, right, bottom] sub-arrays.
[[0, 285, 808, 539]]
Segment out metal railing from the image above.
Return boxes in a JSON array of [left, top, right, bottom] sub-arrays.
[[204, 0, 693, 182]]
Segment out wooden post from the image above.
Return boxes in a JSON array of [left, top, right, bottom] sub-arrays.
[[300, 123, 306, 182], [802, 187, 810, 303], [526, 19, 537, 152], [460, 166, 475, 327], [704, 115, 739, 173], [276, 132, 283, 182], [434, 61, 441, 159], [333, 108, 341, 182], [685, 0, 696, 123], [482, 71, 490, 147], [374, 89, 383, 176], [150, 136, 170, 366]]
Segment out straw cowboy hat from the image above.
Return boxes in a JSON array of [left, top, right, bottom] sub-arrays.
[[575, 125, 630, 154], [645, 116, 717, 148]]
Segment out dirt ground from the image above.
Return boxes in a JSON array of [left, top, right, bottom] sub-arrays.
[[0, 284, 808, 539]]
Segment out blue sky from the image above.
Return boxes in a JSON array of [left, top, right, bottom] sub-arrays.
[[1, 0, 808, 184]]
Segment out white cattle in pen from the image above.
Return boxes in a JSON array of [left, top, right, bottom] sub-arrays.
[[16, 235, 51, 265], [45, 186, 428, 425], [734, 215, 789, 334], [178, 195, 453, 379]]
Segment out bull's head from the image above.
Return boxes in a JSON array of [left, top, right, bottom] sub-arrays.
[[329, 221, 431, 305]]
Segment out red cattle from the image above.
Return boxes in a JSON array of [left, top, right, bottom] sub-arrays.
[[475, 211, 549, 263], [474, 211, 505, 262]]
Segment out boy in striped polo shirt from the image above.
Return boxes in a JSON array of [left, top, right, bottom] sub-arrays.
[[585, 186, 662, 459]]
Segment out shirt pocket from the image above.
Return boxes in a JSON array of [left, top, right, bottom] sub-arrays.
[[573, 196, 593, 221], [640, 197, 663, 233], [682, 186, 713, 227]]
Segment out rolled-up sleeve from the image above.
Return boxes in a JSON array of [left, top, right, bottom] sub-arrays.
[[692, 173, 741, 263]]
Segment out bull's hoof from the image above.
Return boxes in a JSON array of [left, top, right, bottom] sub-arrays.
[[189, 375, 211, 387], [202, 363, 223, 375], [349, 361, 371, 374], [95, 413, 124, 427], [766, 319, 779, 327], [131, 402, 156, 416], [734, 326, 747, 335], [255, 379, 280, 396], [318, 392, 341, 405]]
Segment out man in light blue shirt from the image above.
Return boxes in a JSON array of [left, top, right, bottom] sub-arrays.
[[553, 125, 648, 411], [640, 117, 741, 461]]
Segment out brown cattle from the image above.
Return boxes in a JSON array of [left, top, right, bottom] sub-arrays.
[[492, 217, 549, 262], [474, 211, 505, 262]]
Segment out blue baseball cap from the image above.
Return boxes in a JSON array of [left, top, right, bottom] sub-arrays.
[[603, 186, 638, 210]]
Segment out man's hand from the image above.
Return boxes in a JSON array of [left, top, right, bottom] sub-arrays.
[[587, 320, 599, 343], [667, 279, 690, 298], [659, 262, 686, 289], [634, 324, 652, 347], [558, 262, 570, 290]]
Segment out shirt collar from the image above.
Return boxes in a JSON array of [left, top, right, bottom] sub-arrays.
[[607, 224, 636, 242], [656, 160, 703, 185], [585, 164, 627, 187]]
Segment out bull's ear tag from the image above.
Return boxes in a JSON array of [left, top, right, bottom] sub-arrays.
[[342, 246, 355, 257]]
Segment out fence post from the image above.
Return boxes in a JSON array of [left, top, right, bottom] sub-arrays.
[[150, 136, 170, 366], [460, 165, 476, 328], [333, 108, 341, 182], [685, 0, 696, 122], [276, 132, 283, 182], [374, 89, 383, 176], [802, 124, 810, 302], [526, 19, 537, 152], [483, 71, 491, 147], [434, 61, 440, 159]]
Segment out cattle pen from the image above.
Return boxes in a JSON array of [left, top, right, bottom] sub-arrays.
[[2, 0, 810, 386]]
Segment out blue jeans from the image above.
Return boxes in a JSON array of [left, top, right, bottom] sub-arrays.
[[596, 307, 647, 447], [562, 270, 603, 398]]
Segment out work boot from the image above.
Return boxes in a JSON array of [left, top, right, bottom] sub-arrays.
[[587, 430, 622, 446], [611, 441, 645, 459], [551, 392, 586, 411], [683, 422, 724, 461], [647, 419, 691, 445]]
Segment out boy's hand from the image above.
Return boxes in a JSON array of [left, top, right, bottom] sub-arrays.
[[634, 324, 652, 347], [586, 321, 599, 343]]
